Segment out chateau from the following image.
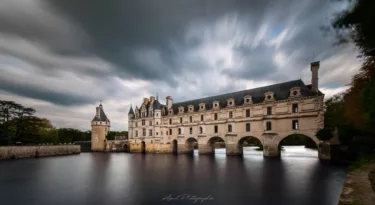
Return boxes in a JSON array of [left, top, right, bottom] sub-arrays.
[[91, 61, 324, 157]]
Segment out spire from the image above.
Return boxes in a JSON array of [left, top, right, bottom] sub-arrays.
[[128, 103, 134, 115]]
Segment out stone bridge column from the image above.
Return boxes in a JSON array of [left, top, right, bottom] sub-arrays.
[[226, 143, 242, 156], [177, 144, 193, 154], [262, 133, 280, 157], [198, 143, 215, 155]]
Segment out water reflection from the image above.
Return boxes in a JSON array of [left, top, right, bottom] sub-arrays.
[[0, 146, 347, 205]]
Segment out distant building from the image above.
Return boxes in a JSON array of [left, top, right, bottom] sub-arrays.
[[127, 62, 324, 157]]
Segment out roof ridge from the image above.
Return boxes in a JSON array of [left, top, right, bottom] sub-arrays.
[[174, 79, 303, 105]]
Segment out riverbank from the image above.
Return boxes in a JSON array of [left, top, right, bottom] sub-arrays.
[[338, 160, 375, 205], [0, 145, 80, 160]]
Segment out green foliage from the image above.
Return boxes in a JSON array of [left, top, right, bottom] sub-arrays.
[[0, 100, 99, 145]]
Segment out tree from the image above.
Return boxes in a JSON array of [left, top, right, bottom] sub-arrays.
[[333, 0, 375, 134]]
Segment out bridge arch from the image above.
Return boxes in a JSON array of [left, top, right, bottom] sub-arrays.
[[184, 137, 198, 154], [172, 139, 178, 154], [141, 141, 146, 154], [198, 136, 226, 155], [277, 133, 319, 157]]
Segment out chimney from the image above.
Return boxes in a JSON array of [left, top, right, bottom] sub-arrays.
[[143, 98, 149, 104], [310, 61, 320, 92], [150, 96, 155, 104], [96, 106, 100, 117], [166, 96, 173, 109]]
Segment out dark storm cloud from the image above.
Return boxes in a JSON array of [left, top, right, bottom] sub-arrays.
[[45, 0, 286, 82], [0, 0, 356, 111]]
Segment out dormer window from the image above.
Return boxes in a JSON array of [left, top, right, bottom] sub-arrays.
[[227, 98, 235, 107], [289, 87, 302, 98], [264, 91, 275, 101], [179, 106, 184, 114], [244, 95, 252, 104], [188, 105, 194, 112], [199, 103, 205, 111], [213, 101, 220, 109]]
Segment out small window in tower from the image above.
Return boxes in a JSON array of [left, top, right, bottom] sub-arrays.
[[292, 103, 298, 113], [267, 107, 272, 115], [246, 123, 250, 132], [201, 106, 203, 109], [229, 101, 232, 105], [266, 122, 272, 131], [293, 91, 298, 96], [215, 104, 218, 107], [292, 120, 299, 130], [267, 95, 271, 100], [246, 99, 250, 103]]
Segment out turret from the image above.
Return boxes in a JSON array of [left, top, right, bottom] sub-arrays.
[[91, 103, 110, 151]]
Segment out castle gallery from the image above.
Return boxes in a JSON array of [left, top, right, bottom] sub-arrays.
[[91, 62, 324, 157]]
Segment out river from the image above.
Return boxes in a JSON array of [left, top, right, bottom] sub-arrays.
[[0, 146, 347, 205]]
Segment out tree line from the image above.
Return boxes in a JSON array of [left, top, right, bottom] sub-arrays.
[[0, 100, 127, 146], [316, 0, 375, 156]]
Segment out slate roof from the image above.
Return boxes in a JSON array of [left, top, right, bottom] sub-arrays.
[[128, 106, 134, 115], [170, 79, 321, 114], [92, 104, 110, 122], [135, 99, 165, 116]]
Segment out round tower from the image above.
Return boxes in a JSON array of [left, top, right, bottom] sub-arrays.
[[91, 103, 110, 151]]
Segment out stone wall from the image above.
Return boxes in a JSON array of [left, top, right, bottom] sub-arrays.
[[0, 145, 80, 160]]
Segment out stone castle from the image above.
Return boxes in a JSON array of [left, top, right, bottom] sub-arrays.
[[91, 61, 324, 157]]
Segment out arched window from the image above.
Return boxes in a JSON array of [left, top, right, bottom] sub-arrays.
[[266, 121, 272, 131], [228, 124, 232, 132], [178, 128, 181, 135], [199, 127, 203, 134], [189, 127, 192, 134]]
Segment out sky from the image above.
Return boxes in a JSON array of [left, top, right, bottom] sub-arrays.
[[0, 0, 361, 131]]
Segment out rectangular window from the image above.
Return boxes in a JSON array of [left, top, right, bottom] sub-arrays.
[[180, 117, 182, 123], [189, 127, 192, 134], [166, 131, 168, 135], [201, 115, 204, 121], [246, 109, 250, 118], [267, 107, 272, 115], [266, 122, 272, 131], [161, 131, 163, 135], [214, 113, 218, 120], [149, 121, 152, 126], [135, 131, 138, 137], [149, 129, 152, 136], [178, 128, 181, 135], [229, 111, 233, 118], [169, 129, 172, 135], [228, 124, 232, 132], [214, 125, 218, 133], [246, 123, 250, 132], [143, 128, 146, 136], [156, 132, 158, 136], [292, 103, 298, 113], [292, 120, 299, 130], [190, 116, 192, 123], [169, 118, 172, 124]]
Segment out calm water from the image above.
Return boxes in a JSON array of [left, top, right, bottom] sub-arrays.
[[0, 146, 347, 205]]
